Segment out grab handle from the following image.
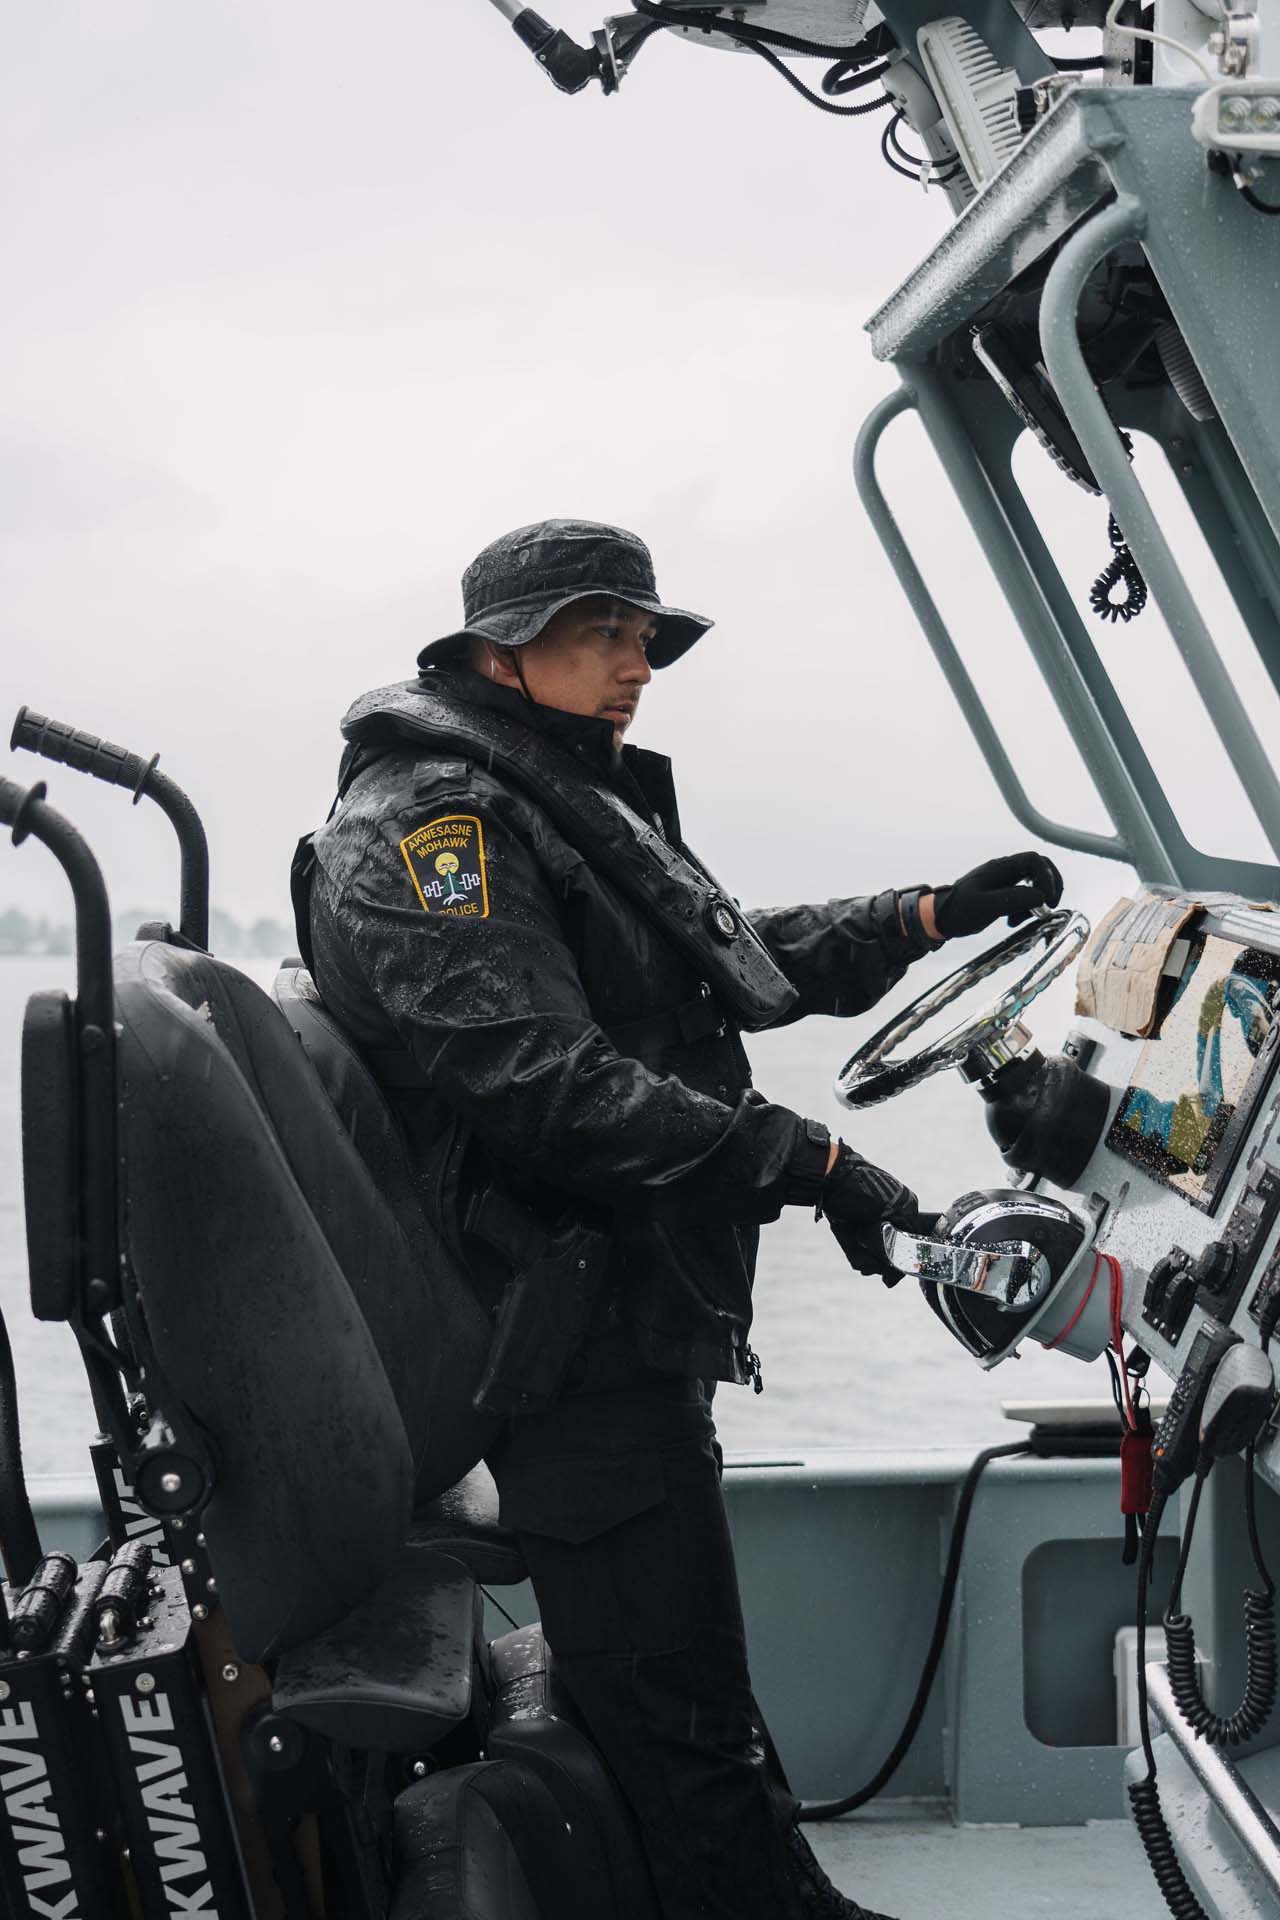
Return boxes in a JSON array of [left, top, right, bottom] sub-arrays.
[[12, 706, 209, 949]]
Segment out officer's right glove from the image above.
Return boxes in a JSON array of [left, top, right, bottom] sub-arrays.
[[931, 851, 1063, 938], [818, 1142, 934, 1287]]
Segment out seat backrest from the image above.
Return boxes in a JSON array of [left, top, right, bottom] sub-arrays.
[[112, 941, 432, 1659], [273, 965, 498, 1498]]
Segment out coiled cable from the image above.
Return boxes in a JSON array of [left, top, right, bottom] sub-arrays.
[[1089, 431, 1148, 624], [1130, 1487, 1211, 1920], [1127, 1775, 1209, 1920], [1164, 1595, 1277, 1744], [1163, 1448, 1277, 1747]]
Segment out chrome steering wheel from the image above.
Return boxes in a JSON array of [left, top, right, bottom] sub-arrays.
[[835, 908, 1091, 1109]]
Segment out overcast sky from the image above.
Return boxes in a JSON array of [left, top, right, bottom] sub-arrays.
[[5, 1, 1278, 941]]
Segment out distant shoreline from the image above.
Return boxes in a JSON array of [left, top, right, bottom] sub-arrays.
[[0, 905, 292, 960]]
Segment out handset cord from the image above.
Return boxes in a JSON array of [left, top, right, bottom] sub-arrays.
[[1164, 1445, 1277, 1746], [1131, 1443, 1279, 1918], [799, 1439, 1028, 1821], [1130, 1488, 1211, 1920]]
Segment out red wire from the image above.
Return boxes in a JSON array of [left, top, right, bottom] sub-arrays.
[[1104, 1252, 1135, 1428], [1045, 1250, 1101, 1351]]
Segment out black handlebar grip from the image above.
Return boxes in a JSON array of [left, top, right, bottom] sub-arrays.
[[0, 776, 29, 828], [11, 706, 154, 797]]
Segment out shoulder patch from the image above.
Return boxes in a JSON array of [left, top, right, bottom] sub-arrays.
[[400, 815, 490, 919]]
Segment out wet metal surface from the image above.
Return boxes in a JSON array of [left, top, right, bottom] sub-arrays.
[[809, 1811, 1169, 1919]]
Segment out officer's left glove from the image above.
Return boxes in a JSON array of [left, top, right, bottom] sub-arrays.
[[819, 1143, 933, 1288], [931, 851, 1063, 939]]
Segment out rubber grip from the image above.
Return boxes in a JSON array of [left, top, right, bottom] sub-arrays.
[[0, 776, 31, 828], [12, 705, 151, 793]]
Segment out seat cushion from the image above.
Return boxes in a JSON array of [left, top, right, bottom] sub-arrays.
[[273, 1549, 479, 1754], [391, 1760, 578, 1920], [410, 1466, 527, 1586], [486, 1627, 661, 1920]]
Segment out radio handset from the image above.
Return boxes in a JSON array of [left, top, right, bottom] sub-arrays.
[[1151, 1317, 1242, 1497]]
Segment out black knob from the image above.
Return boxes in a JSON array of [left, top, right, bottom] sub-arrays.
[[1146, 1247, 1192, 1310], [1192, 1239, 1237, 1298]]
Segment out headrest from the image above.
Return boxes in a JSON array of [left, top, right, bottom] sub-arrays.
[[113, 941, 421, 1659]]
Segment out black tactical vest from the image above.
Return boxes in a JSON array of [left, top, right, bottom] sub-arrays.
[[339, 679, 798, 1033]]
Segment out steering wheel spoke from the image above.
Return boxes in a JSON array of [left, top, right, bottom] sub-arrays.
[[835, 908, 1091, 1109]]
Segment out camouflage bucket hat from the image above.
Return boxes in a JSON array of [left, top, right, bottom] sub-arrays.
[[422, 519, 714, 671]]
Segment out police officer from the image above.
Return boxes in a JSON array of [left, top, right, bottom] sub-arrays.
[[302, 519, 1062, 1920]]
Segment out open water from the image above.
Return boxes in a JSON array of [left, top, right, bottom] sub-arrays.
[[0, 955, 1086, 1479]]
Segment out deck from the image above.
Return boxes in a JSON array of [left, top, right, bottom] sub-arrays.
[[811, 1808, 1167, 1920]]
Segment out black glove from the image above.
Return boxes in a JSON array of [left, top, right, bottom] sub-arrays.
[[819, 1143, 927, 1287], [931, 851, 1063, 939]]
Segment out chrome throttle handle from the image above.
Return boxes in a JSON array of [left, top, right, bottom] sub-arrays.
[[883, 1225, 1053, 1310]]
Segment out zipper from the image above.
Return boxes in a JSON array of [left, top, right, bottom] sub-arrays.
[[744, 1345, 764, 1395]]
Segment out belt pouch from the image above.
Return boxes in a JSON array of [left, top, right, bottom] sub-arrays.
[[473, 1218, 612, 1417]]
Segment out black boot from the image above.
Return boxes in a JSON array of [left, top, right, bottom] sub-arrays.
[[785, 1821, 899, 1920]]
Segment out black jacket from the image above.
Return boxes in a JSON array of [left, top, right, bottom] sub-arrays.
[[306, 666, 938, 1388]]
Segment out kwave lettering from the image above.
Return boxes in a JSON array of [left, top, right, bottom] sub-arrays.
[[120, 1695, 219, 1917], [112, 1466, 168, 1561], [0, 1701, 79, 1920]]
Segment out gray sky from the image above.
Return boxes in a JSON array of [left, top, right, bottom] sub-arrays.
[[5, 0, 1278, 939]]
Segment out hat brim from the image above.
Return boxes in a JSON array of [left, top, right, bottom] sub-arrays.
[[420, 587, 713, 672]]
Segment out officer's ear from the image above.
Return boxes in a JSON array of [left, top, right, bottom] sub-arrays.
[[479, 640, 523, 689]]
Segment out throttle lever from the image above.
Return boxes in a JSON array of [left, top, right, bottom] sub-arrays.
[[883, 1223, 1052, 1309]]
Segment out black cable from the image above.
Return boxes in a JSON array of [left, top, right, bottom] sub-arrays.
[[1090, 513, 1149, 622], [630, 1, 895, 115], [1054, 53, 1109, 68], [1167, 1465, 1207, 1618], [885, 111, 959, 181], [823, 55, 890, 95], [731, 33, 894, 115], [880, 114, 922, 179], [799, 1441, 1028, 1822], [887, 113, 924, 166], [1105, 1345, 1128, 1422], [1245, 1441, 1275, 1595], [1129, 1491, 1211, 1920], [878, 111, 959, 184], [1240, 181, 1280, 215], [631, 0, 883, 60], [1090, 429, 1147, 625], [1163, 1448, 1277, 1749]]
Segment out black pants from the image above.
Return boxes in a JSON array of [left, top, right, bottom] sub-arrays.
[[487, 1376, 808, 1920]]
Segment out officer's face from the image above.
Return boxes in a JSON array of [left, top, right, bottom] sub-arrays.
[[500, 598, 656, 748]]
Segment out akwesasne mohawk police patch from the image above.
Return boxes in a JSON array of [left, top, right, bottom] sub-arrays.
[[400, 815, 490, 919]]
